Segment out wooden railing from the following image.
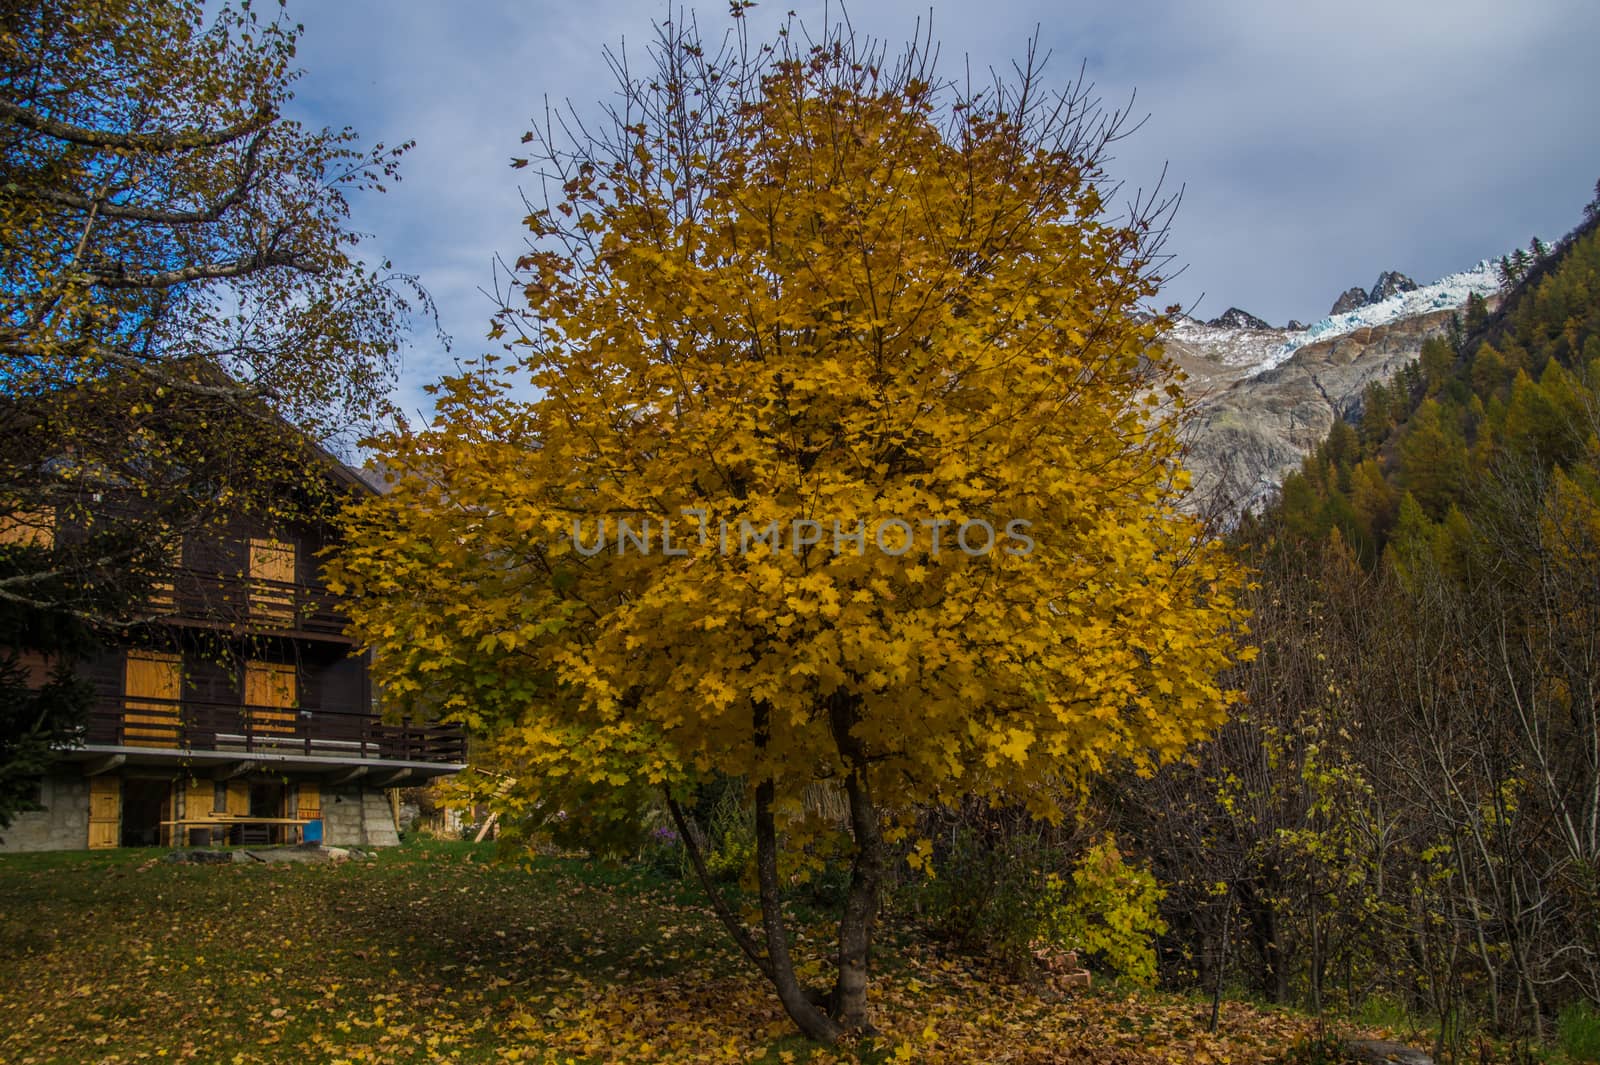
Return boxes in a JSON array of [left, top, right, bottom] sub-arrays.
[[87, 695, 466, 765], [151, 570, 353, 638]]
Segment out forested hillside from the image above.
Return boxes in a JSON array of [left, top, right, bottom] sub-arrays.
[[1116, 191, 1600, 1056], [1258, 207, 1600, 560]]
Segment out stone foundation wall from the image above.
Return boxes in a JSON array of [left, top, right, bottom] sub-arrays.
[[320, 784, 400, 848], [0, 772, 88, 852], [0, 773, 406, 852]]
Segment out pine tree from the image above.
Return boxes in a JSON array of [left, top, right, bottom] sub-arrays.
[[1471, 343, 1511, 397], [1432, 504, 1478, 580], [1319, 419, 1360, 476], [1349, 458, 1396, 547], [1385, 491, 1435, 588], [1500, 369, 1576, 465], [1466, 292, 1490, 332], [1360, 380, 1394, 448], [0, 659, 89, 836], [1399, 399, 1470, 515], [1421, 336, 1455, 394]]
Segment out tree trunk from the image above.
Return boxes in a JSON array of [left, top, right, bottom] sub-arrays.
[[755, 778, 844, 1043], [666, 793, 775, 982], [1210, 890, 1232, 1033], [828, 692, 886, 1033], [1241, 875, 1288, 1004], [831, 762, 886, 1031]]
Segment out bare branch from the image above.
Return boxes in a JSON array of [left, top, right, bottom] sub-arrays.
[[0, 98, 273, 152], [30, 131, 267, 225], [89, 248, 323, 288]]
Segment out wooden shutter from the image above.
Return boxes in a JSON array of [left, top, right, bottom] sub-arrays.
[[88, 776, 120, 849], [248, 538, 296, 625], [0, 505, 53, 549], [226, 780, 249, 816], [295, 781, 321, 821], [244, 661, 297, 736], [149, 538, 182, 613], [124, 651, 182, 748]]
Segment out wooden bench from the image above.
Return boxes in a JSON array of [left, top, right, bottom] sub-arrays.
[[162, 814, 314, 846]]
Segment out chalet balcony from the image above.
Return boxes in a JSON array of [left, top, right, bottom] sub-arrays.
[[153, 569, 354, 641], [77, 695, 466, 771]]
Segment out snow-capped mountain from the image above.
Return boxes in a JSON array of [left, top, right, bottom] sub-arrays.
[[1164, 253, 1518, 516], [1207, 307, 1273, 331], [1250, 259, 1503, 375], [1164, 315, 1293, 370]]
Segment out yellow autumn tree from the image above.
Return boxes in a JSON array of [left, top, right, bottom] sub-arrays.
[[331, 11, 1248, 1042]]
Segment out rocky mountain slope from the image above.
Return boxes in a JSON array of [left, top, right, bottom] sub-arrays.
[[1167, 260, 1506, 515]]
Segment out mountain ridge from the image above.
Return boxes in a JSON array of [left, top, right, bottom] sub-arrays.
[[1168, 253, 1520, 516]]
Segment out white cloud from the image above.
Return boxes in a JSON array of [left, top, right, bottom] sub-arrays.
[[282, 0, 1600, 416]]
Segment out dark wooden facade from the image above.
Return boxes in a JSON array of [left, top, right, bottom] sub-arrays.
[[3, 455, 464, 851], [64, 505, 465, 773]]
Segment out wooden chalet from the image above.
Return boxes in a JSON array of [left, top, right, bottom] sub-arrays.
[[0, 435, 465, 852]]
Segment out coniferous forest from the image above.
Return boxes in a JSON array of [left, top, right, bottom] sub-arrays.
[[1111, 200, 1600, 1055]]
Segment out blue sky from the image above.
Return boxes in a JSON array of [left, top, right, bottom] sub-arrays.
[[288, 0, 1600, 422]]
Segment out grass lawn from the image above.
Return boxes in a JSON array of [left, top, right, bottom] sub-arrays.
[[0, 839, 1324, 1064]]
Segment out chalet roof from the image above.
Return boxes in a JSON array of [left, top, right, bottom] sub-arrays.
[[4, 356, 379, 499]]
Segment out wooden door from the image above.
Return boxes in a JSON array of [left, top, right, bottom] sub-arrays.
[[295, 781, 321, 821], [248, 538, 296, 625], [124, 651, 182, 748], [226, 780, 250, 816], [244, 661, 297, 737], [88, 775, 120, 849]]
